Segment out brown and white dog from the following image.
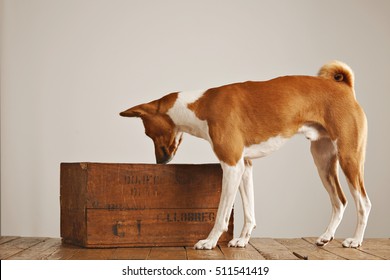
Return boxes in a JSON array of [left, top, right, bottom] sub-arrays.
[[120, 61, 371, 250]]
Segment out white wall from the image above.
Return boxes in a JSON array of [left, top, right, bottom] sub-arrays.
[[1, 0, 389, 239]]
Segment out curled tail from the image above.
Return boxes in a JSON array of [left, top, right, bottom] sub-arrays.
[[318, 60, 355, 88]]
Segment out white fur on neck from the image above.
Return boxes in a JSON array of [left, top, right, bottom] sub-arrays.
[[167, 90, 211, 141]]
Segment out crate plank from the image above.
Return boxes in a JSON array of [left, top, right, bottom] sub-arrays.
[[110, 247, 152, 260], [61, 163, 88, 246], [61, 163, 223, 210], [88, 163, 223, 209], [84, 208, 232, 247]]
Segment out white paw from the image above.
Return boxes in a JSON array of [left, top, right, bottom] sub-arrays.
[[228, 237, 249, 248], [315, 234, 334, 246], [194, 239, 217, 250], [342, 238, 361, 248]]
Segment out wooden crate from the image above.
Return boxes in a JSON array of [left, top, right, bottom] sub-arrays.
[[60, 163, 233, 248]]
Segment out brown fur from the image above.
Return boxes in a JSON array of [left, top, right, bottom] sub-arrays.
[[188, 76, 366, 170]]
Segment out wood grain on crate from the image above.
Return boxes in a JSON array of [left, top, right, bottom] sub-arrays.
[[60, 163, 233, 248], [1, 236, 389, 260]]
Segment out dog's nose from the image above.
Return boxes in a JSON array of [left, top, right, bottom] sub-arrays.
[[156, 155, 173, 164]]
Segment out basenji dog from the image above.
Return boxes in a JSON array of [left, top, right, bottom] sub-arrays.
[[120, 61, 371, 250]]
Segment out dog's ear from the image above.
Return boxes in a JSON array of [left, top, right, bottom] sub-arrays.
[[119, 105, 144, 118], [120, 103, 155, 118]]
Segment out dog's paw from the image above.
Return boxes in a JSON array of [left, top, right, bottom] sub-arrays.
[[228, 237, 249, 248], [194, 239, 217, 250], [315, 234, 334, 246], [342, 238, 362, 248]]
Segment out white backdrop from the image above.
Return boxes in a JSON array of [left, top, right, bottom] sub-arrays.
[[1, 0, 390, 239]]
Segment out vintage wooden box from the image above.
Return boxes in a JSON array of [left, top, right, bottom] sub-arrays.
[[60, 163, 233, 248]]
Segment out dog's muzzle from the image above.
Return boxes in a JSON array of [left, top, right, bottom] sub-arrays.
[[156, 147, 173, 164], [156, 155, 173, 164]]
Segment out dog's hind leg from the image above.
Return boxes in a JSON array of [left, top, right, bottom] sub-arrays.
[[311, 138, 347, 246], [338, 142, 371, 247], [332, 109, 371, 248], [194, 159, 245, 249], [228, 159, 256, 247]]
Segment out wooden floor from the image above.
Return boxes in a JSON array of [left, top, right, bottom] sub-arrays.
[[1, 236, 389, 260]]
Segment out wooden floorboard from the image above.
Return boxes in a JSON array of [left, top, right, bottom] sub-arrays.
[[276, 238, 345, 260], [303, 237, 384, 260], [1, 236, 388, 260], [0, 236, 20, 245], [0, 237, 49, 260], [357, 238, 390, 260], [8, 238, 62, 260], [147, 247, 186, 260], [186, 246, 225, 260], [219, 243, 266, 260], [46, 243, 84, 260], [249, 238, 298, 260]]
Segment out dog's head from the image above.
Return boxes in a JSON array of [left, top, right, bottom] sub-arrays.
[[120, 93, 183, 164]]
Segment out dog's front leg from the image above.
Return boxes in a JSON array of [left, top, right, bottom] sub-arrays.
[[228, 159, 256, 247], [194, 160, 245, 250]]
